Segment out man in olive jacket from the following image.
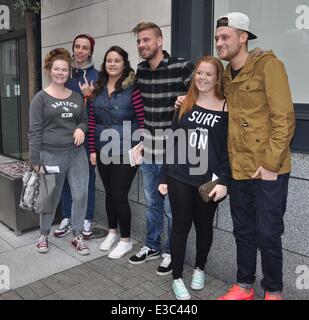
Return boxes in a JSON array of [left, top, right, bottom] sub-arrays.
[[215, 12, 295, 300]]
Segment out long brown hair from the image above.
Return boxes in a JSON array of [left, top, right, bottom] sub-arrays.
[[179, 55, 225, 120], [93, 46, 135, 97]]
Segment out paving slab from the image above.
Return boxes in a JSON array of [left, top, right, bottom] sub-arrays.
[[0, 237, 13, 254], [0, 223, 39, 249], [0, 243, 80, 289]]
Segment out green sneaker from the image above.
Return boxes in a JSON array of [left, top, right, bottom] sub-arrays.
[[172, 278, 191, 300], [191, 268, 205, 290]]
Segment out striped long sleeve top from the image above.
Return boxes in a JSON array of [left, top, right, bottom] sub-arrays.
[[137, 50, 194, 163]]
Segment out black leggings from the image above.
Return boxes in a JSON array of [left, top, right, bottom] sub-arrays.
[[97, 153, 137, 238], [168, 177, 218, 279]]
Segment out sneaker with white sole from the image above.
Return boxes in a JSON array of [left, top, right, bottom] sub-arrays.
[[129, 246, 161, 264], [172, 278, 191, 300], [156, 253, 172, 276], [71, 235, 90, 255], [108, 240, 133, 259], [191, 268, 206, 290], [36, 234, 49, 253], [54, 218, 72, 238], [99, 232, 117, 251], [82, 219, 93, 240]]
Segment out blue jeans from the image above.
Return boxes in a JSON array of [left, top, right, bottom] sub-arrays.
[[141, 163, 172, 253], [61, 138, 95, 221], [230, 174, 289, 293]]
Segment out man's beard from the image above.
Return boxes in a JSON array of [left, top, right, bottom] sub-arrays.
[[217, 44, 241, 62], [141, 47, 159, 61]]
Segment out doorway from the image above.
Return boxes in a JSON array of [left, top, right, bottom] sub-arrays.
[[0, 33, 29, 160]]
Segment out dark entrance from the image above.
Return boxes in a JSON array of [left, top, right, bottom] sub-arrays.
[[0, 31, 29, 160]]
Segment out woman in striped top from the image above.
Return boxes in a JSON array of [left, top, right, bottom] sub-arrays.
[[88, 46, 144, 259]]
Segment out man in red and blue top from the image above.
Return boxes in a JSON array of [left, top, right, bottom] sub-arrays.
[[54, 34, 99, 240]]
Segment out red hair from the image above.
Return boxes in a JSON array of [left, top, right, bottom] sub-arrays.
[[179, 55, 225, 120]]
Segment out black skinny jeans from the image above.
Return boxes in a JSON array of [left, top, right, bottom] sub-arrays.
[[168, 177, 218, 279], [97, 153, 137, 238]]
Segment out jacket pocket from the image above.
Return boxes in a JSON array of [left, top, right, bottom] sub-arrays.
[[238, 78, 262, 92], [240, 131, 269, 153]]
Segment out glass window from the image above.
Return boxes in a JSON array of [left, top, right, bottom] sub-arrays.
[[214, 0, 309, 104], [0, 39, 21, 158]]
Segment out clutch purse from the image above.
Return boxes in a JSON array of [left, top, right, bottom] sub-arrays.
[[128, 141, 144, 167], [198, 179, 219, 203]]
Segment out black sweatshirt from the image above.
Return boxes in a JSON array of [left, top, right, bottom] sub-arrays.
[[160, 104, 230, 187]]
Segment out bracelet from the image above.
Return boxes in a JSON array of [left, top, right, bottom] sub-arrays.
[[83, 93, 93, 104]]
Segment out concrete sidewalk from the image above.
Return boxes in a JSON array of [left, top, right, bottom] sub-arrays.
[[0, 222, 232, 300]]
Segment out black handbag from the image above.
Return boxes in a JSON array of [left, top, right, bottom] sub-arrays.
[[198, 179, 219, 203], [34, 174, 57, 214]]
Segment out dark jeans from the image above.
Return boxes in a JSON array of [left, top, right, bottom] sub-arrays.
[[60, 138, 95, 221], [229, 174, 289, 293], [168, 177, 218, 279], [97, 152, 137, 238]]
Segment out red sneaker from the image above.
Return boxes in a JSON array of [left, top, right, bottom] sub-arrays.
[[217, 284, 255, 300], [264, 292, 283, 300], [36, 234, 49, 253], [72, 235, 90, 255]]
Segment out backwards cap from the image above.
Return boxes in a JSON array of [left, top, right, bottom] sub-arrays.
[[72, 34, 95, 55]]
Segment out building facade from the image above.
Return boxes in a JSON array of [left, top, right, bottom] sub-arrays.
[[1, 0, 308, 299]]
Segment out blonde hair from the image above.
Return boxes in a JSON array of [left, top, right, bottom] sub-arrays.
[[133, 22, 162, 38], [179, 55, 225, 120], [43, 48, 71, 79]]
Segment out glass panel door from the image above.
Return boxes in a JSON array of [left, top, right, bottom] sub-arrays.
[[0, 39, 21, 159]]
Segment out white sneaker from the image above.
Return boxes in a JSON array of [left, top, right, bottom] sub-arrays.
[[99, 232, 117, 251], [82, 219, 93, 240], [83, 220, 91, 232], [191, 268, 206, 290], [108, 240, 133, 259], [172, 278, 191, 300], [54, 218, 72, 238]]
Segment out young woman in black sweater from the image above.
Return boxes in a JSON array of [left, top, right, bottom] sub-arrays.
[[158, 55, 230, 300]]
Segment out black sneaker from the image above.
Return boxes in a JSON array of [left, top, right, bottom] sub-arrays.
[[156, 253, 172, 276], [129, 246, 161, 264]]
